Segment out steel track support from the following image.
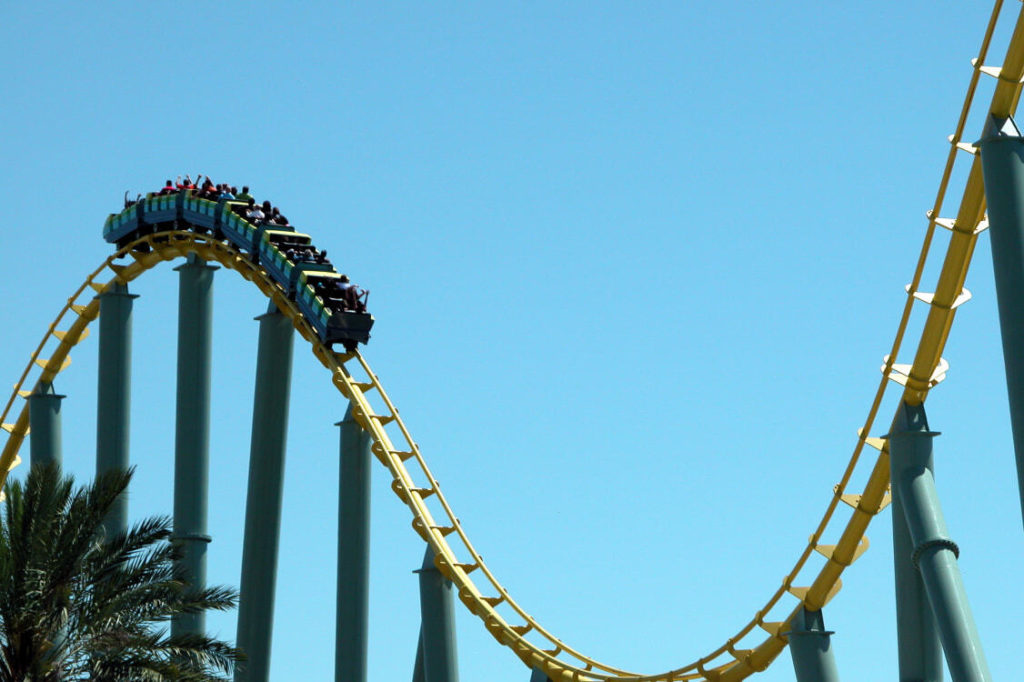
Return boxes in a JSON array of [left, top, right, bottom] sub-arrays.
[[978, 113, 1024, 529], [28, 381, 64, 469], [96, 282, 137, 537], [235, 301, 294, 682], [33, 380, 67, 657], [335, 403, 372, 682], [785, 607, 840, 682], [172, 254, 217, 638], [892, 460, 943, 682], [888, 401, 991, 682], [529, 668, 553, 681], [412, 629, 424, 682], [416, 546, 460, 682]]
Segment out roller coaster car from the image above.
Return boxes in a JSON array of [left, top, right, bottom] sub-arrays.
[[182, 194, 245, 233], [103, 186, 374, 352], [104, 193, 234, 247], [104, 193, 183, 247], [183, 197, 254, 248], [103, 203, 141, 248], [219, 206, 261, 253], [296, 271, 374, 351], [141, 192, 181, 226], [258, 230, 334, 295]]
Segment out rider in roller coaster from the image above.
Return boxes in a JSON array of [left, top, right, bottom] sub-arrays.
[[120, 175, 372, 319]]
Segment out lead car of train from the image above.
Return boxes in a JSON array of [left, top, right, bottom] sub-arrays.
[[103, 190, 374, 352]]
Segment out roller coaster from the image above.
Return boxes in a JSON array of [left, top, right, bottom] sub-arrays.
[[5, 2, 1024, 681]]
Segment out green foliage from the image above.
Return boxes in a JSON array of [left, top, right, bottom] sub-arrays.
[[0, 465, 242, 681]]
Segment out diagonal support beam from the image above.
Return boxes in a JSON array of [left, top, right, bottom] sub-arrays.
[[888, 402, 991, 682], [892, 444, 943, 682]]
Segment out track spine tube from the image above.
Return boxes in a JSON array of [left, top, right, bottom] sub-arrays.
[[172, 254, 217, 638], [887, 402, 991, 682], [977, 112, 1024, 530], [96, 282, 138, 537], [417, 546, 460, 682], [28, 381, 64, 469], [234, 301, 294, 681], [335, 403, 372, 682]]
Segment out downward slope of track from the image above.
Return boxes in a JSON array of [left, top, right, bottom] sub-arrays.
[[0, 232, 650, 680]]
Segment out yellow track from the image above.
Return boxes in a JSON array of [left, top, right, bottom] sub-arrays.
[[3, 4, 1024, 680]]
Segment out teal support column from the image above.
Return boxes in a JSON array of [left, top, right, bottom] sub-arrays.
[[978, 113, 1024, 527], [28, 381, 64, 469], [31, 380, 67, 659], [235, 301, 294, 682], [335, 403, 372, 682], [529, 668, 552, 682], [786, 607, 840, 682], [172, 254, 217, 638], [417, 547, 459, 682], [412, 631, 424, 682], [96, 282, 138, 538], [888, 402, 991, 682], [892, 471, 943, 682]]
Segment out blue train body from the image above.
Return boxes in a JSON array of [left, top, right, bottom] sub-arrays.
[[296, 271, 374, 347], [220, 205, 266, 254], [256, 230, 336, 295], [103, 190, 374, 351]]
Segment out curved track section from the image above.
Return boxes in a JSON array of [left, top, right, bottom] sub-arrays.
[[3, 4, 1024, 679]]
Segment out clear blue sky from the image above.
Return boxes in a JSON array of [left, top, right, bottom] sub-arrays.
[[3, 2, 1023, 680]]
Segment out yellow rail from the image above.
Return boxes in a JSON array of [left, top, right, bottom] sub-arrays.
[[2, 4, 1023, 679]]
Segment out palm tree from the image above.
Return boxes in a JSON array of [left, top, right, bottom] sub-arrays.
[[0, 464, 242, 681]]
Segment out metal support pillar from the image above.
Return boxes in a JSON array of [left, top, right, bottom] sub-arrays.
[[235, 302, 294, 682], [416, 546, 460, 682], [786, 607, 840, 682], [888, 402, 991, 682], [172, 254, 216, 638], [978, 113, 1024, 527], [892, 461, 943, 682], [412, 631, 424, 682], [96, 282, 137, 537], [335, 403, 373, 682], [28, 381, 64, 469], [529, 668, 553, 682]]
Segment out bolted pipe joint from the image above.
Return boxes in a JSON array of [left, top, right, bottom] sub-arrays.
[[912, 538, 959, 569]]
